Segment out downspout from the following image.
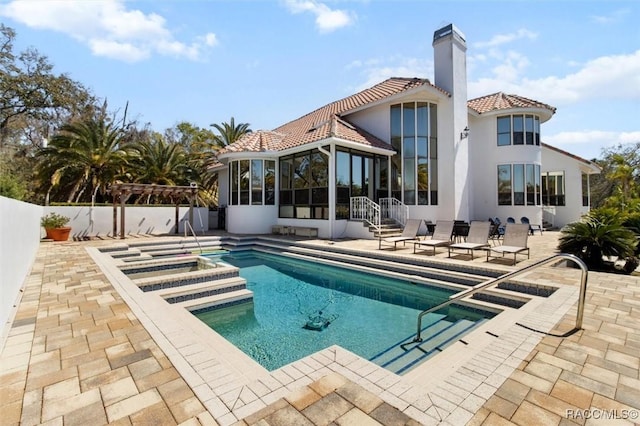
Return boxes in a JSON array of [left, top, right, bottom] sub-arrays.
[[317, 144, 334, 240]]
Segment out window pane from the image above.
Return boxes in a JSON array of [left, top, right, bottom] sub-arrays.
[[525, 115, 534, 145], [265, 160, 275, 205], [498, 164, 511, 206], [526, 164, 535, 205], [294, 154, 309, 189], [351, 155, 362, 196], [513, 115, 524, 145], [514, 164, 524, 205], [251, 160, 262, 205], [498, 165, 512, 205], [404, 158, 415, 204], [239, 160, 249, 205], [582, 173, 589, 206], [535, 164, 541, 206], [497, 116, 511, 146], [417, 102, 428, 137], [336, 151, 350, 187], [391, 104, 402, 151], [280, 158, 292, 190], [310, 152, 328, 187], [534, 116, 540, 145], [230, 161, 238, 205], [403, 103, 415, 137]]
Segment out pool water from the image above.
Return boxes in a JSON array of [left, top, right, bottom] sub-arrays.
[[196, 251, 494, 372]]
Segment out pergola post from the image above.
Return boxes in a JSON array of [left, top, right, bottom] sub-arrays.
[[112, 194, 118, 238], [107, 183, 199, 238]]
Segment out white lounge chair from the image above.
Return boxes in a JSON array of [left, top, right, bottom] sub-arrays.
[[378, 219, 423, 250], [448, 221, 491, 259], [486, 223, 530, 265], [413, 220, 454, 255]]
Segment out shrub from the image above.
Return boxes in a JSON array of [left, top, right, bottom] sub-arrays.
[[41, 212, 70, 229], [558, 208, 637, 270]]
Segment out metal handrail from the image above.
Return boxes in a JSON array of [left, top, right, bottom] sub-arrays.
[[350, 197, 381, 230], [380, 197, 408, 227], [183, 220, 203, 254], [407, 253, 588, 344]]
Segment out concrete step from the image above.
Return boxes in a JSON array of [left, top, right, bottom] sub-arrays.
[[154, 277, 247, 304], [174, 289, 254, 313]]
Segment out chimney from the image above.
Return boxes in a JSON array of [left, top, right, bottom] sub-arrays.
[[432, 23, 470, 220]]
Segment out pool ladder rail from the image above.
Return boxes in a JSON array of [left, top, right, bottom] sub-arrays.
[[402, 253, 588, 349], [183, 220, 203, 254]]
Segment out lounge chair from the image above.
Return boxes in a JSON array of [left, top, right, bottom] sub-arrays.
[[448, 221, 491, 259], [413, 220, 454, 255], [486, 223, 530, 265], [521, 216, 543, 235], [378, 219, 423, 250]]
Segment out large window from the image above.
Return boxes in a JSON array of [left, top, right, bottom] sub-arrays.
[[498, 163, 541, 206], [279, 149, 328, 219], [229, 159, 276, 206], [390, 102, 437, 205], [496, 114, 540, 146], [542, 171, 565, 206]]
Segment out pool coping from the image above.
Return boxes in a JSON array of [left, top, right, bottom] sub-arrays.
[[87, 245, 581, 425]]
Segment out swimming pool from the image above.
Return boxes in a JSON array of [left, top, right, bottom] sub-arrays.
[[196, 250, 496, 373]]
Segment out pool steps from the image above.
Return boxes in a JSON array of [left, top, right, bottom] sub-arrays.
[[101, 236, 553, 317], [370, 316, 481, 375]]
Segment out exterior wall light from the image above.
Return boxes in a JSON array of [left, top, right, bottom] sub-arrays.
[[460, 126, 470, 140]]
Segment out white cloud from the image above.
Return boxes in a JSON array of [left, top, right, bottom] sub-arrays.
[[590, 8, 630, 24], [0, 0, 218, 62], [545, 130, 640, 147], [283, 0, 355, 33], [473, 29, 537, 49], [348, 57, 432, 92], [470, 50, 640, 104]]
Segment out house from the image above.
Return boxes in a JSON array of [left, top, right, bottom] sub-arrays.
[[214, 23, 600, 239]]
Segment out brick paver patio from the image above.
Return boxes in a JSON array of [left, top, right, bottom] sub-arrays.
[[1, 232, 638, 425]]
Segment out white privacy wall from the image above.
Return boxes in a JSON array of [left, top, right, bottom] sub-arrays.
[[0, 197, 42, 338], [44, 206, 209, 239]]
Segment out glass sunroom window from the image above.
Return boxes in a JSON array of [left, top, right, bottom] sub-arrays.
[[229, 159, 275, 206]]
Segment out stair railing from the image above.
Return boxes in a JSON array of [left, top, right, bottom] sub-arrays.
[[350, 196, 381, 230], [380, 197, 408, 227], [183, 220, 203, 254], [403, 253, 588, 347]]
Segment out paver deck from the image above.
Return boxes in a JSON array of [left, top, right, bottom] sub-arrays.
[[1, 231, 638, 425]]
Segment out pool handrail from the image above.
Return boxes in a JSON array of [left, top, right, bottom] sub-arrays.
[[407, 253, 588, 344], [183, 220, 203, 254]]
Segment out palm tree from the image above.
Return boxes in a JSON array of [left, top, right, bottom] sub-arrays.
[[37, 116, 127, 203], [210, 116, 251, 147], [126, 135, 189, 202]]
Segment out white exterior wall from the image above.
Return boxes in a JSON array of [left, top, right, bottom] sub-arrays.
[[44, 206, 208, 238], [227, 205, 278, 235], [542, 147, 592, 228], [1, 197, 42, 340], [469, 114, 543, 226]]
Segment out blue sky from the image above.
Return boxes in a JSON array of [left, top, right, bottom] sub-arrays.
[[1, 0, 638, 161]]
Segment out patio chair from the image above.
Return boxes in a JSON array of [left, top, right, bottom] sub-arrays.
[[520, 216, 543, 235], [448, 221, 491, 259], [486, 223, 530, 265], [378, 219, 424, 250], [413, 220, 454, 255]]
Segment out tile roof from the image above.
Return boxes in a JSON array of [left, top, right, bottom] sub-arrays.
[[542, 142, 601, 171], [219, 78, 444, 156], [467, 92, 556, 115]]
